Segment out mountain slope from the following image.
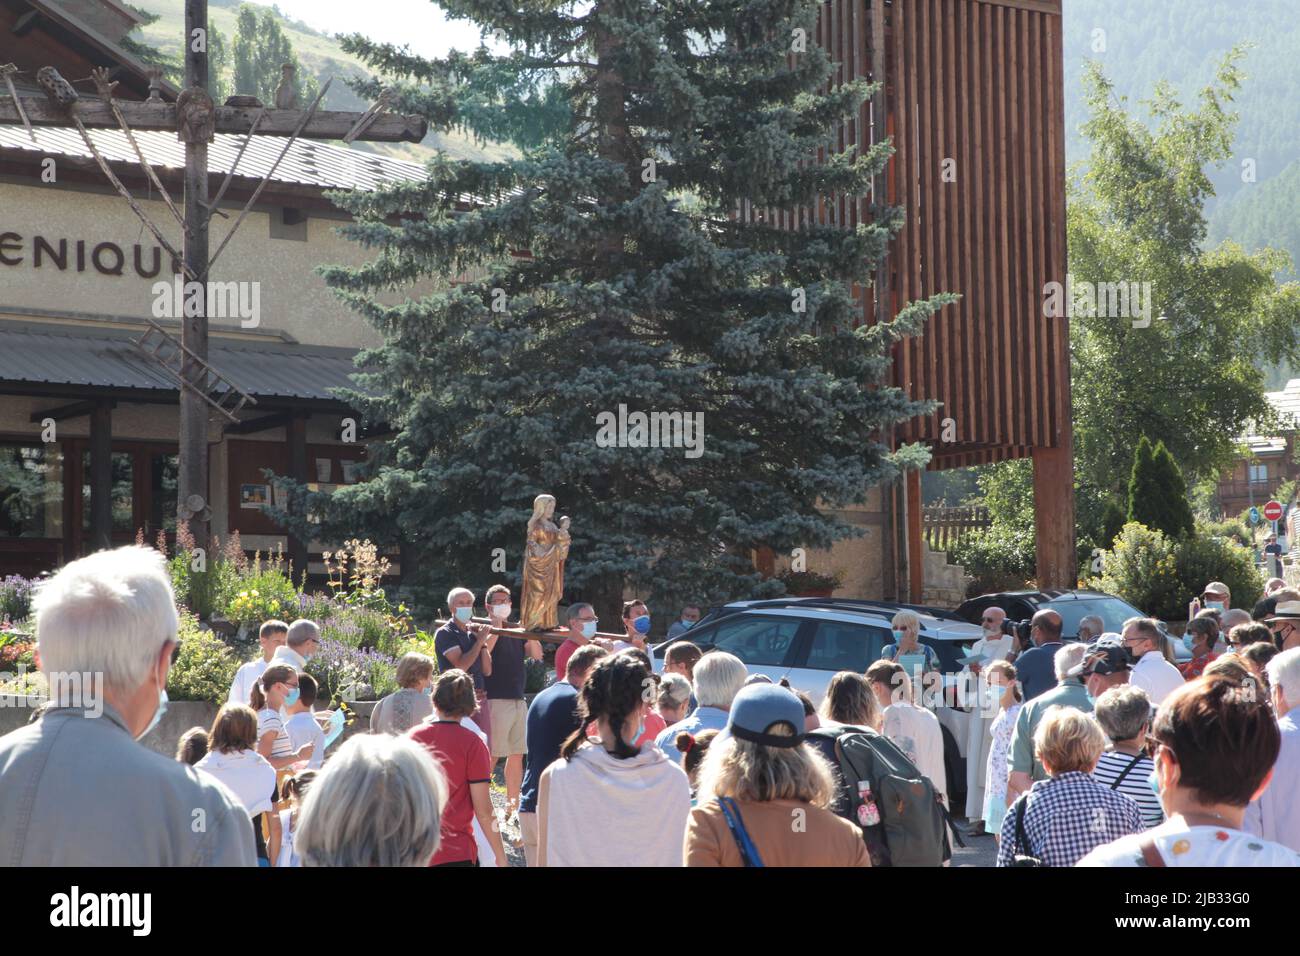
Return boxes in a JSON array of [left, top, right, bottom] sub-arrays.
[[127, 0, 517, 164]]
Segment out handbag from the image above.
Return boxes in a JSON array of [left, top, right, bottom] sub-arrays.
[[1010, 795, 1043, 867], [717, 797, 765, 867]]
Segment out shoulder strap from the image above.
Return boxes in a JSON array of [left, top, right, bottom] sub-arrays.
[[1108, 752, 1146, 791], [1014, 794, 1032, 858], [716, 797, 765, 868], [1138, 835, 1166, 868]]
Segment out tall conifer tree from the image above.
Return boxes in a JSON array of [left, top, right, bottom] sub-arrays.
[[299, 1, 955, 617]]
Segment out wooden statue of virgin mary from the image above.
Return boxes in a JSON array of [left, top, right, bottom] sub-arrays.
[[520, 494, 570, 631]]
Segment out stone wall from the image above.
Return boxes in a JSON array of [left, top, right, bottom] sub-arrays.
[[0, 697, 374, 759], [920, 544, 973, 610]]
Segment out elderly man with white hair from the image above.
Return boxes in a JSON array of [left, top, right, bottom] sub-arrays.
[[1244, 647, 1300, 851], [295, 732, 449, 866], [0, 546, 256, 865], [963, 605, 1013, 833], [271, 618, 322, 670], [654, 650, 747, 763], [1005, 641, 1091, 805]]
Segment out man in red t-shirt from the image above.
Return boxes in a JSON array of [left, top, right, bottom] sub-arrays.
[[554, 603, 600, 680], [408, 669, 507, 867]]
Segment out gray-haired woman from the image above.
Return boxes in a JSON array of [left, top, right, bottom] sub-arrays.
[[1089, 685, 1164, 829], [295, 733, 448, 866]]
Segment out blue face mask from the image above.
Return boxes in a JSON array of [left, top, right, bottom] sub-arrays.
[[422, 683, 433, 697], [1182, 633, 1197, 654], [630, 716, 645, 743], [1147, 770, 1161, 797], [581, 620, 597, 639], [1206, 601, 1226, 612], [633, 615, 651, 635], [284, 687, 301, 707], [892, 629, 905, 643], [680, 619, 694, 629], [138, 688, 168, 741], [454, 606, 474, 623]]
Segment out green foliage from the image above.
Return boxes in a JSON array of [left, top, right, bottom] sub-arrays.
[[1069, 53, 1300, 498], [1100, 497, 1128, 549], [1199, 515, 1253, 548], [949, 526, 1038, 598], [121, 4, 182, 86], [1092, 523, 1183, 621], [1174, 533, 1263, 615], [281, 0, 955, 620], [1092, 522, 1262, 621], [166, 611, 241, 703], [220, 562, 299, 628], [231, 3, 318, 106], [207, 25, 231, 105], [1127, 437, 1195, 538]]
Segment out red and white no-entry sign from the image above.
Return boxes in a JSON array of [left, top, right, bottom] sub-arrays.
[[1264, 500, 1284, 522]]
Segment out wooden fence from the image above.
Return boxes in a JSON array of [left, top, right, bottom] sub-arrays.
[[922, 504, 991, 552]]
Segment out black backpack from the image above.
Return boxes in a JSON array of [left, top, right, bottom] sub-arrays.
[[808, 725, 959, 867]]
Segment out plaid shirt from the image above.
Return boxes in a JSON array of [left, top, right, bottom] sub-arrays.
[[997, 771, 1144, 867]]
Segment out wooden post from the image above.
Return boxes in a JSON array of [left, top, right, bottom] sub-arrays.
[[287, 411, 309, 580], [89, 401, 113, 552], [178, 0, 211, 544], [906, 468, 924, 603], [1033, 442, 1077, 588]]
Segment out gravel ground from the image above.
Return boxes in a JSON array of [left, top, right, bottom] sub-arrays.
[[490, 764, 527, 867]]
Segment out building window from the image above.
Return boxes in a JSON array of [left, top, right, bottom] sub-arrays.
[[81, 451, 134, 536], [1249, 463, 1268, 486], [0, 443, 63, 538]]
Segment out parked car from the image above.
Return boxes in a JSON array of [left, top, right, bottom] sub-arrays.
[[954, 589, 1192, 662], [650, 597, 986, 810]]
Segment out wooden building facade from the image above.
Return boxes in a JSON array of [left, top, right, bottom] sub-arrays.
[[753, 0, 1073, 599]]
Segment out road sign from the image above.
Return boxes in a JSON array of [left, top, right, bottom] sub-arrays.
[[1264, 500, 1284, 522], [1249, 506, 1261, 525]]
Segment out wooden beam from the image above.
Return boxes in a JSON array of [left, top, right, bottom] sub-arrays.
[[226, 411, 293, 435], [0, 95, 429, 142], [432, 618, 627, 647], [29, 398, 114, 422], [1033, 443, 1077, 588], [12, 9, 40, 36], [88, 400, 112, 552]]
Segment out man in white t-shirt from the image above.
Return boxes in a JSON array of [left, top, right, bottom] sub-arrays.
[[228, 620, 288, 707], [867, 659, 947, 807], [283, 673, 326, 770], [1122, 617, 1184, 707]]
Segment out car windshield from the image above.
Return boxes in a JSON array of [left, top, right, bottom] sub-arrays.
[[1041, 597, 1144, 637]]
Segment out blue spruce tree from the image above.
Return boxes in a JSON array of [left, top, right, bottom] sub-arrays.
[[294, 1, 956, 620]]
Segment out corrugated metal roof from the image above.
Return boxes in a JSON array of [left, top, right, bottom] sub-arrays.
[[0, 125, 427, 192], [0, 323, 360, 402], [1240, 380, 1300, 443]]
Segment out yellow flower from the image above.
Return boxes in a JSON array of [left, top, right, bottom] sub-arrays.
[[251, 590, 260, 597]]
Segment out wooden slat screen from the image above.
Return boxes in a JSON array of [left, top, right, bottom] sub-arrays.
[[742, 0, 1068, 470]]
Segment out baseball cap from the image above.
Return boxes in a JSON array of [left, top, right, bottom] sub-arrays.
[[721, 684, 807, 748], [1067, 633, 1134, 678]]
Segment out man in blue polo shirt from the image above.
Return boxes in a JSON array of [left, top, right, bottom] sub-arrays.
[[1010, 609, 1065, 701], [517, 643, 607, 867]]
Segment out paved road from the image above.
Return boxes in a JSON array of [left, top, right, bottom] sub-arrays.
[[952, 818, 999, 867]]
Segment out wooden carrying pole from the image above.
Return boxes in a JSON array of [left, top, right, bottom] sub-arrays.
[[431, 617, 630, 646]]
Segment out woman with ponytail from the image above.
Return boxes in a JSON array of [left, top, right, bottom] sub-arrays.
[[537, 651, 690, 866], [250, 664, 314, 770]]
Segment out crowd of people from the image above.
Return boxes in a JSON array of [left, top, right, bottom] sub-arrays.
[[2, 545, 1298, 868]]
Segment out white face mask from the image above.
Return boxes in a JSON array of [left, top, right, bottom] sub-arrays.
[[490, 603, 512, 619]]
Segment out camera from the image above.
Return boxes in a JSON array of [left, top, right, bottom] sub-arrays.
[[1001, 618, 1033, 644]]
